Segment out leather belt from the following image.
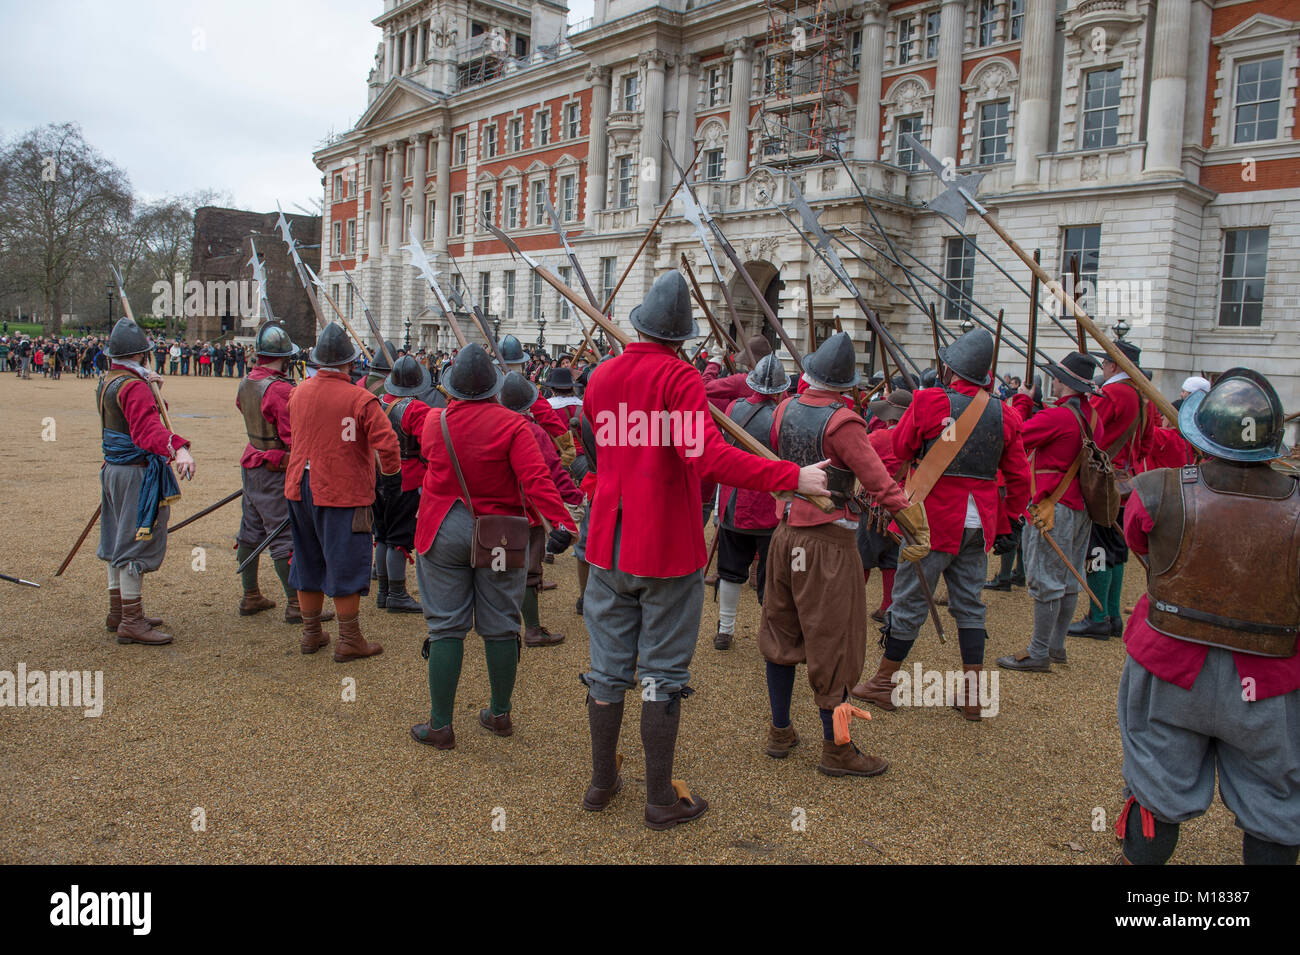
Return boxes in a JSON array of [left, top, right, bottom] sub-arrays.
[[1153, 599, 1298, 637]]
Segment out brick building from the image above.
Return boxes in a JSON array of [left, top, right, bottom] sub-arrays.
[[312, 0, 1299, 418]]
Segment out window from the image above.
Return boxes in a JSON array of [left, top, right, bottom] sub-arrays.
[[978, 0, 997, 47], [404, 144, 414, 178], [1218, 228, 1269, 327], [565, 102, 581, 138], [384, 151, 393, 182], [505, 185, 519, 229], [558, 265, 573, 321], [1233, 57, 1282, 144], [898, 18, 915, 65], [560, 174, 576, 221], [346, 284, 355, 320], [925, 12, 941, 59], [532, 180, 547, 226], [615, 156, 634, 208], [1008, 0, 1024, 41], [510, 117, 523, 152], [333, 173, 344, 199], [531, 272, 544, 320], [1081, 68, 1122, 149], [705, 148, 725, 181], [454, 133, 467, 164], [504, 270, 516, 319], [484, 124, 498, 158], [621, 73, 639, 111], [535, 110, 551, 147], [978, 100, 1009, 163], [479, 188, 494, 230], [600, 257, 617, 306], [331, 221, 342, 255], [943, 237, 975, 322], [895, 115, 923, 171], [452, 194, 465, 235], [403, 201, 412, 241], [426, 198, 435, 232], [380, 203, 390, 245], [851, 30, 862, 71], [515, 35, 529, 58], [763, 56, 789, 96], [479, 272, 492, 315], [1060, 226, 1101, 304], [707, 65, 728, 106], [346, 218, 356, 254]]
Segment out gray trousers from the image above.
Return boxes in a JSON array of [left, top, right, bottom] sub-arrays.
[[1119, 651, 1300, 846], [583, 517, 704, 703], [1023, 504, 1091, 603], [237, 464, 292, 560], [416, 501, 525, 641], [96, 463, 169, 575], [888, 527, 989, 642]]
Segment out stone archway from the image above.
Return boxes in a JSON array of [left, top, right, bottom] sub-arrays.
[[726, 260, 784, 355]]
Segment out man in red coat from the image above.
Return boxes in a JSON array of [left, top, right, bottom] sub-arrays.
[[855, 328, 1030, 720], [580, 271, 830, 829]]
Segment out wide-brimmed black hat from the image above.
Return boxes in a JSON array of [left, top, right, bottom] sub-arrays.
[[1043, 351, 1100, 394], [868, 388, 913, 422], [548, 367, 575, 392]]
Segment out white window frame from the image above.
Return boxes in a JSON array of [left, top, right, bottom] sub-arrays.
[[535, 109, 551, 147], [452, 194, 465, 236], [454, 132, 467, 165]]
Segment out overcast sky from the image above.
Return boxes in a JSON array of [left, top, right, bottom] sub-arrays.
[[0, 0, 594, 214]]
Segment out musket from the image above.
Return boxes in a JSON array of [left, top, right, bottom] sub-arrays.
[[1070, 254, 1087, 355], [236, 516, 290, 575], [902, 133, 1177, 422], [168, 489, 243, 534], [804, 274, 816, 359], [992, 308, 1005, 380], [487, 225, 835, 512], [1026, 250, 1041, 384], [829, 310, 863, 415], [55, 504, 101, 577], [0, 572, 39, 588]]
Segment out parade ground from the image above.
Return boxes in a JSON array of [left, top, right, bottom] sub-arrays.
[[0, 371, 1244, 864]]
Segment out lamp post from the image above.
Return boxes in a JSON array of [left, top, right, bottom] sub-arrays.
[[106, 283, 114, 326], [537, 311, 546, 351], [1114, 317, 1131, 341], [404, 316, 412, 352], [492, 315, 501, 341]]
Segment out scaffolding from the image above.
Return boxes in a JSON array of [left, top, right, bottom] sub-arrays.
[[757, 0, 853, 165]]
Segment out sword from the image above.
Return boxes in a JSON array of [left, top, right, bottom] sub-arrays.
[[168, 489, 243, 533], [1, 572, 40, 588], [55, 504, 101, 577], [236, 517, 290, 575]]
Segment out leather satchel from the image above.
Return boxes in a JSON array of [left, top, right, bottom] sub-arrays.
[[440, 412, 530, 570], [1066, 404, 1123, 527]]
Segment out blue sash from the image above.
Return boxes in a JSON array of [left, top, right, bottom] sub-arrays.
[[103, 429, 180, 540]]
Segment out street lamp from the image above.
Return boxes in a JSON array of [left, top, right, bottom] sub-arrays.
[[1113, 317, 1131, 340], [106, 283, 114, 326], [404, 317, 412, 352], [537, 311, 546, 351], [959, 314, 974, 334]]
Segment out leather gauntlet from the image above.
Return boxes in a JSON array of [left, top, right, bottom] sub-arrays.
[[893, 501, 931, 563]]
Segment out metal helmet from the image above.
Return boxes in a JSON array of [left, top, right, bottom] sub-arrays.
[[499, 334, 526, 364], [629, 271, 698, 342], [919, 367, 939, 389], [385, 354, 430, 397], [937, 327, 994, 388], [310, 322, 361, 367], [254, 322, 297, 358], [500, 371, 539, 413], [746, 353, 788, 396], [104, 318, 149, 359], [802, 331, 860, 390], [443, 342, 504, 401], [370, 339, 398, 374], [1179, 367, 1288, 463]]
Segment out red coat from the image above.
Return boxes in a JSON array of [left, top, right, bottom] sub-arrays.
[[237, 361, 293, 470], [1093, 376, 1154, 471], [583, 342, 799, 578], [1141, 426, 1196, 472], [379, 393, 434, 492], [109, 364, 190, 457], [893, 380, 1030, 554], [525, 416, 584, 510], [1124, 493, 1300, 700], [1011, 393, 1104, 512], [531, 397, 567, 438], [284, 369, 401, 506], [702, 361, 753, 410], [717, 395, 783, 532], [414, 399, 577, 555]]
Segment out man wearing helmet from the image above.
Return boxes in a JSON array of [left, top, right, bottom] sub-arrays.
[[1115, 369, 1300, 866]]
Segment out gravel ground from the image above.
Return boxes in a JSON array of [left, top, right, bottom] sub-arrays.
[[0, 371, 1244, 864]]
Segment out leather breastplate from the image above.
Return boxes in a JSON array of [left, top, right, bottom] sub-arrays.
[[920, 388, 1003, 480], [97, 371, 134, 436], [385, 396, 422, 461], [237, 375, 289, 452], [1136, 461, 1300, 657], [777, 397, 855, 508]]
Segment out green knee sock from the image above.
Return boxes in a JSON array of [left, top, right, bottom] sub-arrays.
[[1108, 562, 1125, 619], [484, 638, 518, 717], [237, 544, 258, 593], [1087, 567, 1112, 622], [427, 638, 464, 729], [272, 557, 293, 600], [522, 586, 540, 629]]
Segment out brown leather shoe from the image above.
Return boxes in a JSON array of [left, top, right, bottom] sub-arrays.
[[817, 740, 889, 777], [299, 612, 330, 654], [115, 598, 173, 646], [713, 628, 733, 650], [852, 656, 903, 711], [583, 753, 624, 811], [952, 664, 985, 721], [523, 625, 564, 647], [410, 722, 455, 749], [285, 595, 333, 624], [644, 781, 709, 831], [105, 588, 162, 631], [764, 723, 799, 759], [239, 590, 277, 616], [333, 614, 383, 662], [538, 580, 557, 592], [479, 708, 513, 737]]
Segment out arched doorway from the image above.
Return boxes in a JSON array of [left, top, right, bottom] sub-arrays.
[[726, 261, 783, 354]]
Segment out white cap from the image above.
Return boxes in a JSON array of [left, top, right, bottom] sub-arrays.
[[1181, 375, 1211, 394]]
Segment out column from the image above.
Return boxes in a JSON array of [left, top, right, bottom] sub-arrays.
[[386, 34, 395, 80], [930, 0, 966, 165], [433, 126, 452, 253], [387, 140, 404, 254], [638, 52, 667, 223], [1143, 0, 1192, 177], [674, 55, 698, 176], [410, 134, 428, 243], [1012, 0, 1056, 186], [725, 39, 753, 180], [584, 66, 611, 228], [1182, 0, 1213, 151], [368, 144, 384, 257], [853, 2, 887, 160]]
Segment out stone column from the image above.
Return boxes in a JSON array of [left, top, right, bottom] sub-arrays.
[[1183, 0, 1213, 151], [386, 34, 395, 80], [674, 55, 698, 175], [388, 141, 404, 254], [368, 144, 384, 257], [1144, 0, 1192, 177], [433, 126, 451, 253], [725, 39, 753, 180], [854, 2, 887, 160], [930, 0, 966, 165], [638, 52, 667, 223], [1012, 0, 1055, 186], [410, 134, 428, 243], [584, 66, 611, 228]]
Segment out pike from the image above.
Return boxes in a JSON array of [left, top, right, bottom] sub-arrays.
[[992, 308, 1005, 379], [339, 266, 390, 357], [236, 517, 290, 575], [248, 237, 274, 322], [540, 190, 601, 312], [404, 239, 474, 353], [274, 204, 329, 332], [167, 489, 243, 534], [487, 225, 835, 513], [928, 302, 942, 369], [1027, 250, 1041, 384], [0, 572, 39, 588], [56, 505, 101, 577], [681, 254, 756, 369], [902, 132, 1178, 422], [303, 260, 373, 361], [1070, 253, 1088, 355]]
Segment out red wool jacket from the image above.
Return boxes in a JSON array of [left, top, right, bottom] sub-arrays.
[[109, 365, 190, 458], [414, 399, 577, 554], [702, 362, 753, 409], [1141, 426, 1197, 472], [584, 342, 799, 578], [1123, 492, 1300, 700], [531, 397, 567, 438], [284, 369, 401, 506], [237, 361, 293, 470], [1011, 393, 1106, 511], [893, 379, 1030, 554], [1093, 376, 1154, 471], [379, 393, 434, 492]]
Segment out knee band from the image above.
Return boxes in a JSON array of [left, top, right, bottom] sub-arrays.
[[1117, 797, 1179, 865]]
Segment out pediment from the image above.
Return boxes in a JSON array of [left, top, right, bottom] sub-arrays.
[[1214, 13, 1297, 45], [355, 77, 443, 131]]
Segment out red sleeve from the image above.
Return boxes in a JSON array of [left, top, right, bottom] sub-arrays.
[[826, 414, 909, 512], [509, 424, 578, 532], [401, 399, 431, 451], [1010, 392, 1034, 423], [119, 379, 189, 457], [532, 422, 584, 506], [360, 396, 402, 475], [890, 389, 941, 465], [702, 360, 722, 384], [1124, 492, 1154, 555], [998, 410, 1032, 519], [532, 397, 567, 437]]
